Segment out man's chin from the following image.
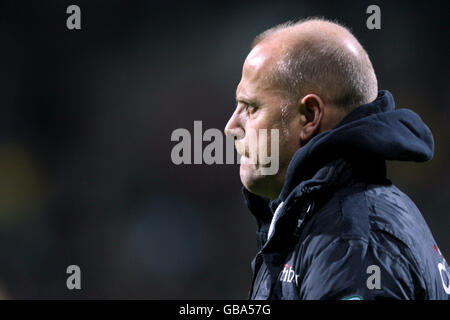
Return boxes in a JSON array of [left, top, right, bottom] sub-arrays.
[[240, 163, 270, 198], [239, 158, 284, 200]]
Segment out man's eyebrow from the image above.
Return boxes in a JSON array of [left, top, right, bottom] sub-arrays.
[[236, 96, 258, 105], [235, 95, 246, 103]]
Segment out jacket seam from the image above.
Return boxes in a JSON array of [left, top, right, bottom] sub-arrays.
[[364, 188, 430, 299]]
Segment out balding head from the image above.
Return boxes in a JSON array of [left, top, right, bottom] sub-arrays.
[[225, 18, 379, 199], [252, 18, 378, 111]]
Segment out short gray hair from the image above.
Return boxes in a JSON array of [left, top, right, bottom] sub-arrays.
[[252, 18, 378, 111]]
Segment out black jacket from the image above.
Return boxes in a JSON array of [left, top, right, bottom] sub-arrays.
[[244, 90, 449, 300]]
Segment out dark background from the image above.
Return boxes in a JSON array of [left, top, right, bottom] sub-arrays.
[[0, 0, 448, 299]]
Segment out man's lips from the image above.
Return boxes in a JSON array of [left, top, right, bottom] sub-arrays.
[[234, 140, 247, 157], [239, 154, 254, 167]]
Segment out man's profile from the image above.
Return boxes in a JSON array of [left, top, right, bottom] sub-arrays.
[[224, 18, 449, 300]]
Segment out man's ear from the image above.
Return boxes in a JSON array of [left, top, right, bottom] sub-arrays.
[[298, 94, 324, 144]]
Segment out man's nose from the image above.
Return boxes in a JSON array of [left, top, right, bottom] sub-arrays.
[[224, 110, 244, 139]]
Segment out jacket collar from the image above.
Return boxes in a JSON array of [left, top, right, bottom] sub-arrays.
[[243, 89, 432, 223]]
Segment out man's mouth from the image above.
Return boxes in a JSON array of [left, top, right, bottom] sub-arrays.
[[236, 141, 260, 167], [234, 139, 248, 157]]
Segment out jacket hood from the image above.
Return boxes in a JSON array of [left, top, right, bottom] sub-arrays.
[[276, 90, 434, 201]]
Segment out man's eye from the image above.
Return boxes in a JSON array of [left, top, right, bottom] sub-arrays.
[[245, 104, 257, 113]]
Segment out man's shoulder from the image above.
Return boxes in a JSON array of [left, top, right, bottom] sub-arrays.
[[297, 182, 436, 299], [363, 183, 432, 248], [306, 182, 426, 255]]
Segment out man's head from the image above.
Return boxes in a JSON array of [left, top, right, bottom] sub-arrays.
[[224, 18, 378, 200]]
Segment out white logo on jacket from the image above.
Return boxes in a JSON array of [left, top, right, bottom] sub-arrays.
[[280, 264, 299, 286]]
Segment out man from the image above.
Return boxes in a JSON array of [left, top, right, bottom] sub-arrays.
[[224, 18, 449, 299]]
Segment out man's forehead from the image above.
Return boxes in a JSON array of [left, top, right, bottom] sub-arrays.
[[237, 44, 280, 97], [245, 46, 268, 70], [243, 43, 282, 76]]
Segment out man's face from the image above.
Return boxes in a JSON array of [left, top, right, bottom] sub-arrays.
[[224, 44, 302, 199]]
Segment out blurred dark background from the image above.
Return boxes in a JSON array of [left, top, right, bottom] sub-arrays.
[[0, 0, 448, 299]]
